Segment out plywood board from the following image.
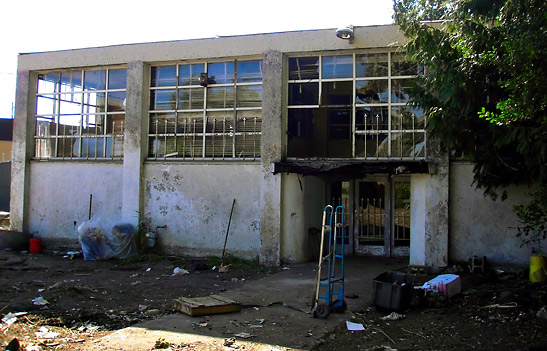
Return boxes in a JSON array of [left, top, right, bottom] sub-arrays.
[[173, 295, 241, 316]]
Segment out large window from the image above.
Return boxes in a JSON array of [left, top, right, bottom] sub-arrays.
[[287, 52, 425, 159], [149, 59, 263, 160], [35, 68, 127, 160]]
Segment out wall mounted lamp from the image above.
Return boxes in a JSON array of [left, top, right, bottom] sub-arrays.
[[336, 25, 354, 43]]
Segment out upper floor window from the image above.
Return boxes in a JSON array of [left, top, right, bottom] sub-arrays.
[[148, 59, 263, 160], [35, 68, 127, 160], [287, 52, 425, 160]]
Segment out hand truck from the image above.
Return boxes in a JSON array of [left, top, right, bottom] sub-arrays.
[[312, 205, 347, 319]]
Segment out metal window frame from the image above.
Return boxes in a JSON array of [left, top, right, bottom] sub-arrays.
[[287, 50, 426, 161]]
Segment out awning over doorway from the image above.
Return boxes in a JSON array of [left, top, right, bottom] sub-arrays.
[[272, 160, 429, 180]]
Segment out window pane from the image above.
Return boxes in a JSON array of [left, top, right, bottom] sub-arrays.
[[237, 85, 262, 107], [322, 81, 352, 105], [83, 92, 106, 114], [356, 53, 388, 77], [179, 64, 205, 86], [235, 112, 261, 159], [237, 60, 262, 83], [208, 62, 235, 84], [60, 71, 82, 92], [392, 79, 414, 103], [207, 87, 235, 108], [288, 83, 319, 105], [322, 55, 352, 79], [356, 133, 389, 158], [356, 107, 389, 131], [356, 80, 388, 104], [391, 53, 420, 76], [84, 70, 106, 90], [391, 106, 425, 130], [36, 95, 56, 116], [150, 89, 176, 110], [59, 93, 82, 115], [107, 92, 126, 112], [37, 73, 59, 94], [289, 57, 319, 80], [108, 69, 127, 90], [391, 132, 425, 157], [151, 66, 177, 87], [328, 108, 351, 140], [205, 112, 234, 158], [178, 88, 204, 110]]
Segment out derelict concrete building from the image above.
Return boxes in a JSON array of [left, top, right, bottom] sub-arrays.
[[11, 25, 531, 267]]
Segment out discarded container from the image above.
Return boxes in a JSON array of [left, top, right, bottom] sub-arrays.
[[530, 255, 546, 283], [422, 274, 461, 298], [372, 271, 414, 312], [29, 238, 42, 254]]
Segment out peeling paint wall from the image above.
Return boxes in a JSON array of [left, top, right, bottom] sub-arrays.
[[28, 162, 123, 239], [449, 162, 532, 266], [143, 163, 261, 259]]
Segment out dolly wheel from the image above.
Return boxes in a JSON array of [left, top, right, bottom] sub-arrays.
[[333, 299, 347, 313], [314, 303, 330, 319]]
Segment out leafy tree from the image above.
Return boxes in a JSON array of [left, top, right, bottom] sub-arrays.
[[393, 0, 547, 247]]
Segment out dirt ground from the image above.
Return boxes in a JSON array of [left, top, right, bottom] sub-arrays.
[[1, 248, 547, 351]]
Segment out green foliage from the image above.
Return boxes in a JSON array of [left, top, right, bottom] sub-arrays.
[[393, 0, 547, 198], [515, 186, 547, 251]]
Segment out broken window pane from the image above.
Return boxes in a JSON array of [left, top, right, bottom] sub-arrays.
[[322, 55, 353, 79], [289, 57, 319, 80], [107, 92, 126, 112], [391, 106, 425, 130], [391, 79, 414, 103], [356, 53, 388, 77], [356, 80, 388, 104], [355, 133, 389, 158], [390, 132, 425, 158]]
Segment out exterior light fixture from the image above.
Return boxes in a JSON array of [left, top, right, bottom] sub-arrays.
[[336, 25, 354, 43]]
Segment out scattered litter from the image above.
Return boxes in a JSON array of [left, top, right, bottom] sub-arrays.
[[219, 265, 231, 273], [172, 267, 189, 276], [282, 266, 290, 270], [253, 307, 260, 311], [231, 278, 239, 283], [212, 266, 217, 271], [234, 332, 254, 339], [346, 321, 365, 331], [536, 306, 547, 319], [35, 326, 60, 339], [64, 251, 81, 259], [25, 346, 43, 351], [224, 337, 236, 346], [145, 309, 161, 316], [2, 313, 17, 325], [422, 274, 461, 298], [146, 267, 151, 272], [381, 312, 406, 321], [483, 302, 518, 309], [32, 297, 49, 306]]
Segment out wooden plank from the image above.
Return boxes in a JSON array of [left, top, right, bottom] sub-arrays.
[[173, 295, 241, 317]]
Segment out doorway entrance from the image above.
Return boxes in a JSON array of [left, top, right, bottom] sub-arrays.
[[330, 176, 410, 257]]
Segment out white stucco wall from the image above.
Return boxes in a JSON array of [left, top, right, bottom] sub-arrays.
[[280, 174, 325, 263], [449, 162, 533, 266], [28, 162, 123, 240], [143, 163, 261, 259]]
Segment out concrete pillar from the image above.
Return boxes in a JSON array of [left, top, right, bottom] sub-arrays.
[[410, 138, 449, 268], [260, 51, 283, 266], [121, 61, 147, 224], [10, 69, 36, 231]]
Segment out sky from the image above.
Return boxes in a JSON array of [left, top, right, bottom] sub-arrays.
[[0, 0, 395, 119]]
